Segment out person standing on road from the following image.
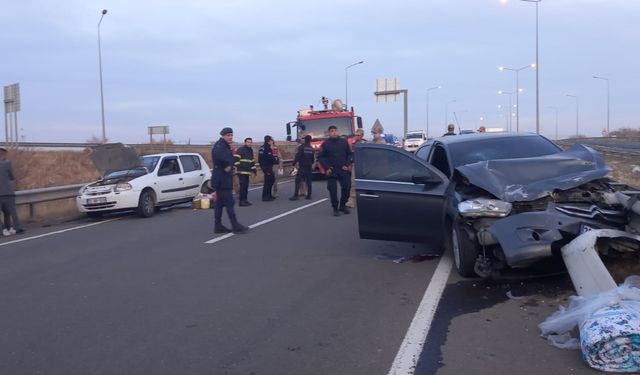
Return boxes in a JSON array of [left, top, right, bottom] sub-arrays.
[[371, 121, 386, 144], [271, 142, 283, 197], [443, 124, 456, 136], [345, 128, 366, 208], [0, 147, 24, 235], [258, 135, 278, 201], [318, 125, 353, 216], [289, 135, 314, 201], [234, 137, 257, 207], [211, 128, 249, 234]]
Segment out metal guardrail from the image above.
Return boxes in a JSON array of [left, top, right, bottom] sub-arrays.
[[14, 160, 294, 219]]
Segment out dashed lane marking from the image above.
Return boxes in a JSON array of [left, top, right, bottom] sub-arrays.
[[204, 198, 329, 244], [0, 218, 121, 247]]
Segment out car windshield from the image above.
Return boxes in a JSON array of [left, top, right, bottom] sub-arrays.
[[143, 156, 161, 172], [406, 133, 423, 139], [448, 136, 562, 168], [298, 117, 353, 140]]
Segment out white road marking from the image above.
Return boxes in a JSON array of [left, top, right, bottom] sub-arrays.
[[0, 218, 121, 247], [204, 198, 328, 244], [388, 252, 453, 375], [248, 178, 294, 192]]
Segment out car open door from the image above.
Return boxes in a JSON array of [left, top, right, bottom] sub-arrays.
[[354, 144, 449, 244]]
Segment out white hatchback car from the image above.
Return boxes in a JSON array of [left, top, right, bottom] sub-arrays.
[[76, 144, 211, 218]]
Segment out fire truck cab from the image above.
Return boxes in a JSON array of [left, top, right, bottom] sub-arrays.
[[286, 98, 363, 175]]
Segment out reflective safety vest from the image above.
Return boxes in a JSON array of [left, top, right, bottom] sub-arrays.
[[234, 146, 257, 175]]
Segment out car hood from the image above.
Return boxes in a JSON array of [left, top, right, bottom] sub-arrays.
[[89, 143, 143, 176], [455, 144, 611, 202]]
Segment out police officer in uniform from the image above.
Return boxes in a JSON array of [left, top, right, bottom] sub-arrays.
[[289, 135, 314, 200], [212, 127, 249, 234], [318, 125, 353, 216], [234, 137, 257, 206], [258, 135, 278, 201]]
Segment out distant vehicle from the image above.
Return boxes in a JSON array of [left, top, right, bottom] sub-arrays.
[[77, 143, 211, 218], [459, 129, 475, 135], [285, 97, 363, 175], [403, 130, 427, 152], [382, 133, 401, 147]]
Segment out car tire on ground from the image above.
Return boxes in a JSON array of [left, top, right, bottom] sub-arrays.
[[450, 220, 480, 277], [137, 190, 156, 218]]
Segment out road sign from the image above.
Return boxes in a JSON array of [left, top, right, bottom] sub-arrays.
[[148, 126, 170, 135], [3, 83, 20, 113], [375, 78, 400, 102]]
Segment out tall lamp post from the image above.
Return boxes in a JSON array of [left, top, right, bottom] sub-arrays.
[[498, 90, 513, 131], [547, 106, 558, 140], [98, 9, 108, 143], [426, 85, 441, 137], [445, 99, 456, 128], [499, 64, 535, 132], [521, 0, 542, 135], [566, 94, 579, 137], [593, 75, 610, 136], [345, 60, 364, 110]]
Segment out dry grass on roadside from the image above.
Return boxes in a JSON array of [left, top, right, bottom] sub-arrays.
[[9, 148, 99, 190]]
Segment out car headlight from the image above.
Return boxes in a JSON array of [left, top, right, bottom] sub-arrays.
[[458, 198, 512, 218], [115, 182, 132, 192], [79, 185, 88, 195]]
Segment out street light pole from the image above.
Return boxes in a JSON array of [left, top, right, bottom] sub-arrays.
[[521, 0, 542, 134], [498, 90, 513, 131], [445, 99, 456, 128], [426, 85, 441, 137], [566, 94, 579, 137], [593, 75, 610, 135], [547, 106, 558, 140], [345, 60, 364, 110], [499, 64, 534, 132], [98, 9, 108, 143]]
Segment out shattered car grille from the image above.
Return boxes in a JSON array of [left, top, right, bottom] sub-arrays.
[[555, 204, 627, 224]]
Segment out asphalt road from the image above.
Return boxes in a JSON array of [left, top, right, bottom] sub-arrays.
[[0, 179, 607, 375]]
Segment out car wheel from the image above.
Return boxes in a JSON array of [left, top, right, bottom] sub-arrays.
[[137, 190, 156, 218], [86, 211, 103, 219], [450, 221, 480, 277]]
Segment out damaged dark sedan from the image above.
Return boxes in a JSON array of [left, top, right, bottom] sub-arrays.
[[354, 133, 640, 278]]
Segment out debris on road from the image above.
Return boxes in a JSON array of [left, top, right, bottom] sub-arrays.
[[539, 229, 640, 372]]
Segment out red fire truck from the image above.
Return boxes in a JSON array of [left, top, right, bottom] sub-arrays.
[[286, 98, 363, 175]]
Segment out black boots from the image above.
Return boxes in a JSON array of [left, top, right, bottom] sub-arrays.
[[230, 216, 249, 234], [214, 222, 232, 233]]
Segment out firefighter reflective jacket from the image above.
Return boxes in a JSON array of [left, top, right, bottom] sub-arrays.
[[234, 145, 257, 175]]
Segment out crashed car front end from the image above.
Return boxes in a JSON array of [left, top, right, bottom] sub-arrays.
[[453, 144, 640, 278]]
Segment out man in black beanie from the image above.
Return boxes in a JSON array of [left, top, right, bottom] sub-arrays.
[[211, 127, 248, 234]]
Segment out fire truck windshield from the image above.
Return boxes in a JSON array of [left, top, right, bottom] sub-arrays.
[[298, 117, 353, 140]]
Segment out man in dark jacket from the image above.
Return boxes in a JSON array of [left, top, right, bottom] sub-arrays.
[[211, 127, 248, 234], [0, 146, 24, 235], [289, 135, 314, 201], [442, 124, 456, 136], [258, 135, 278, 201], [234, 137, 257, 206], [318, 125, 353, 216]]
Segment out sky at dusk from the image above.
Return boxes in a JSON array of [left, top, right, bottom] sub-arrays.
[[1, 0, 638, 144]]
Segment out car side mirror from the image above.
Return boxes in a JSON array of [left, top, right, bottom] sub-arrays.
[[412, 174, 440, 185], [357, 117, 363, 129]]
